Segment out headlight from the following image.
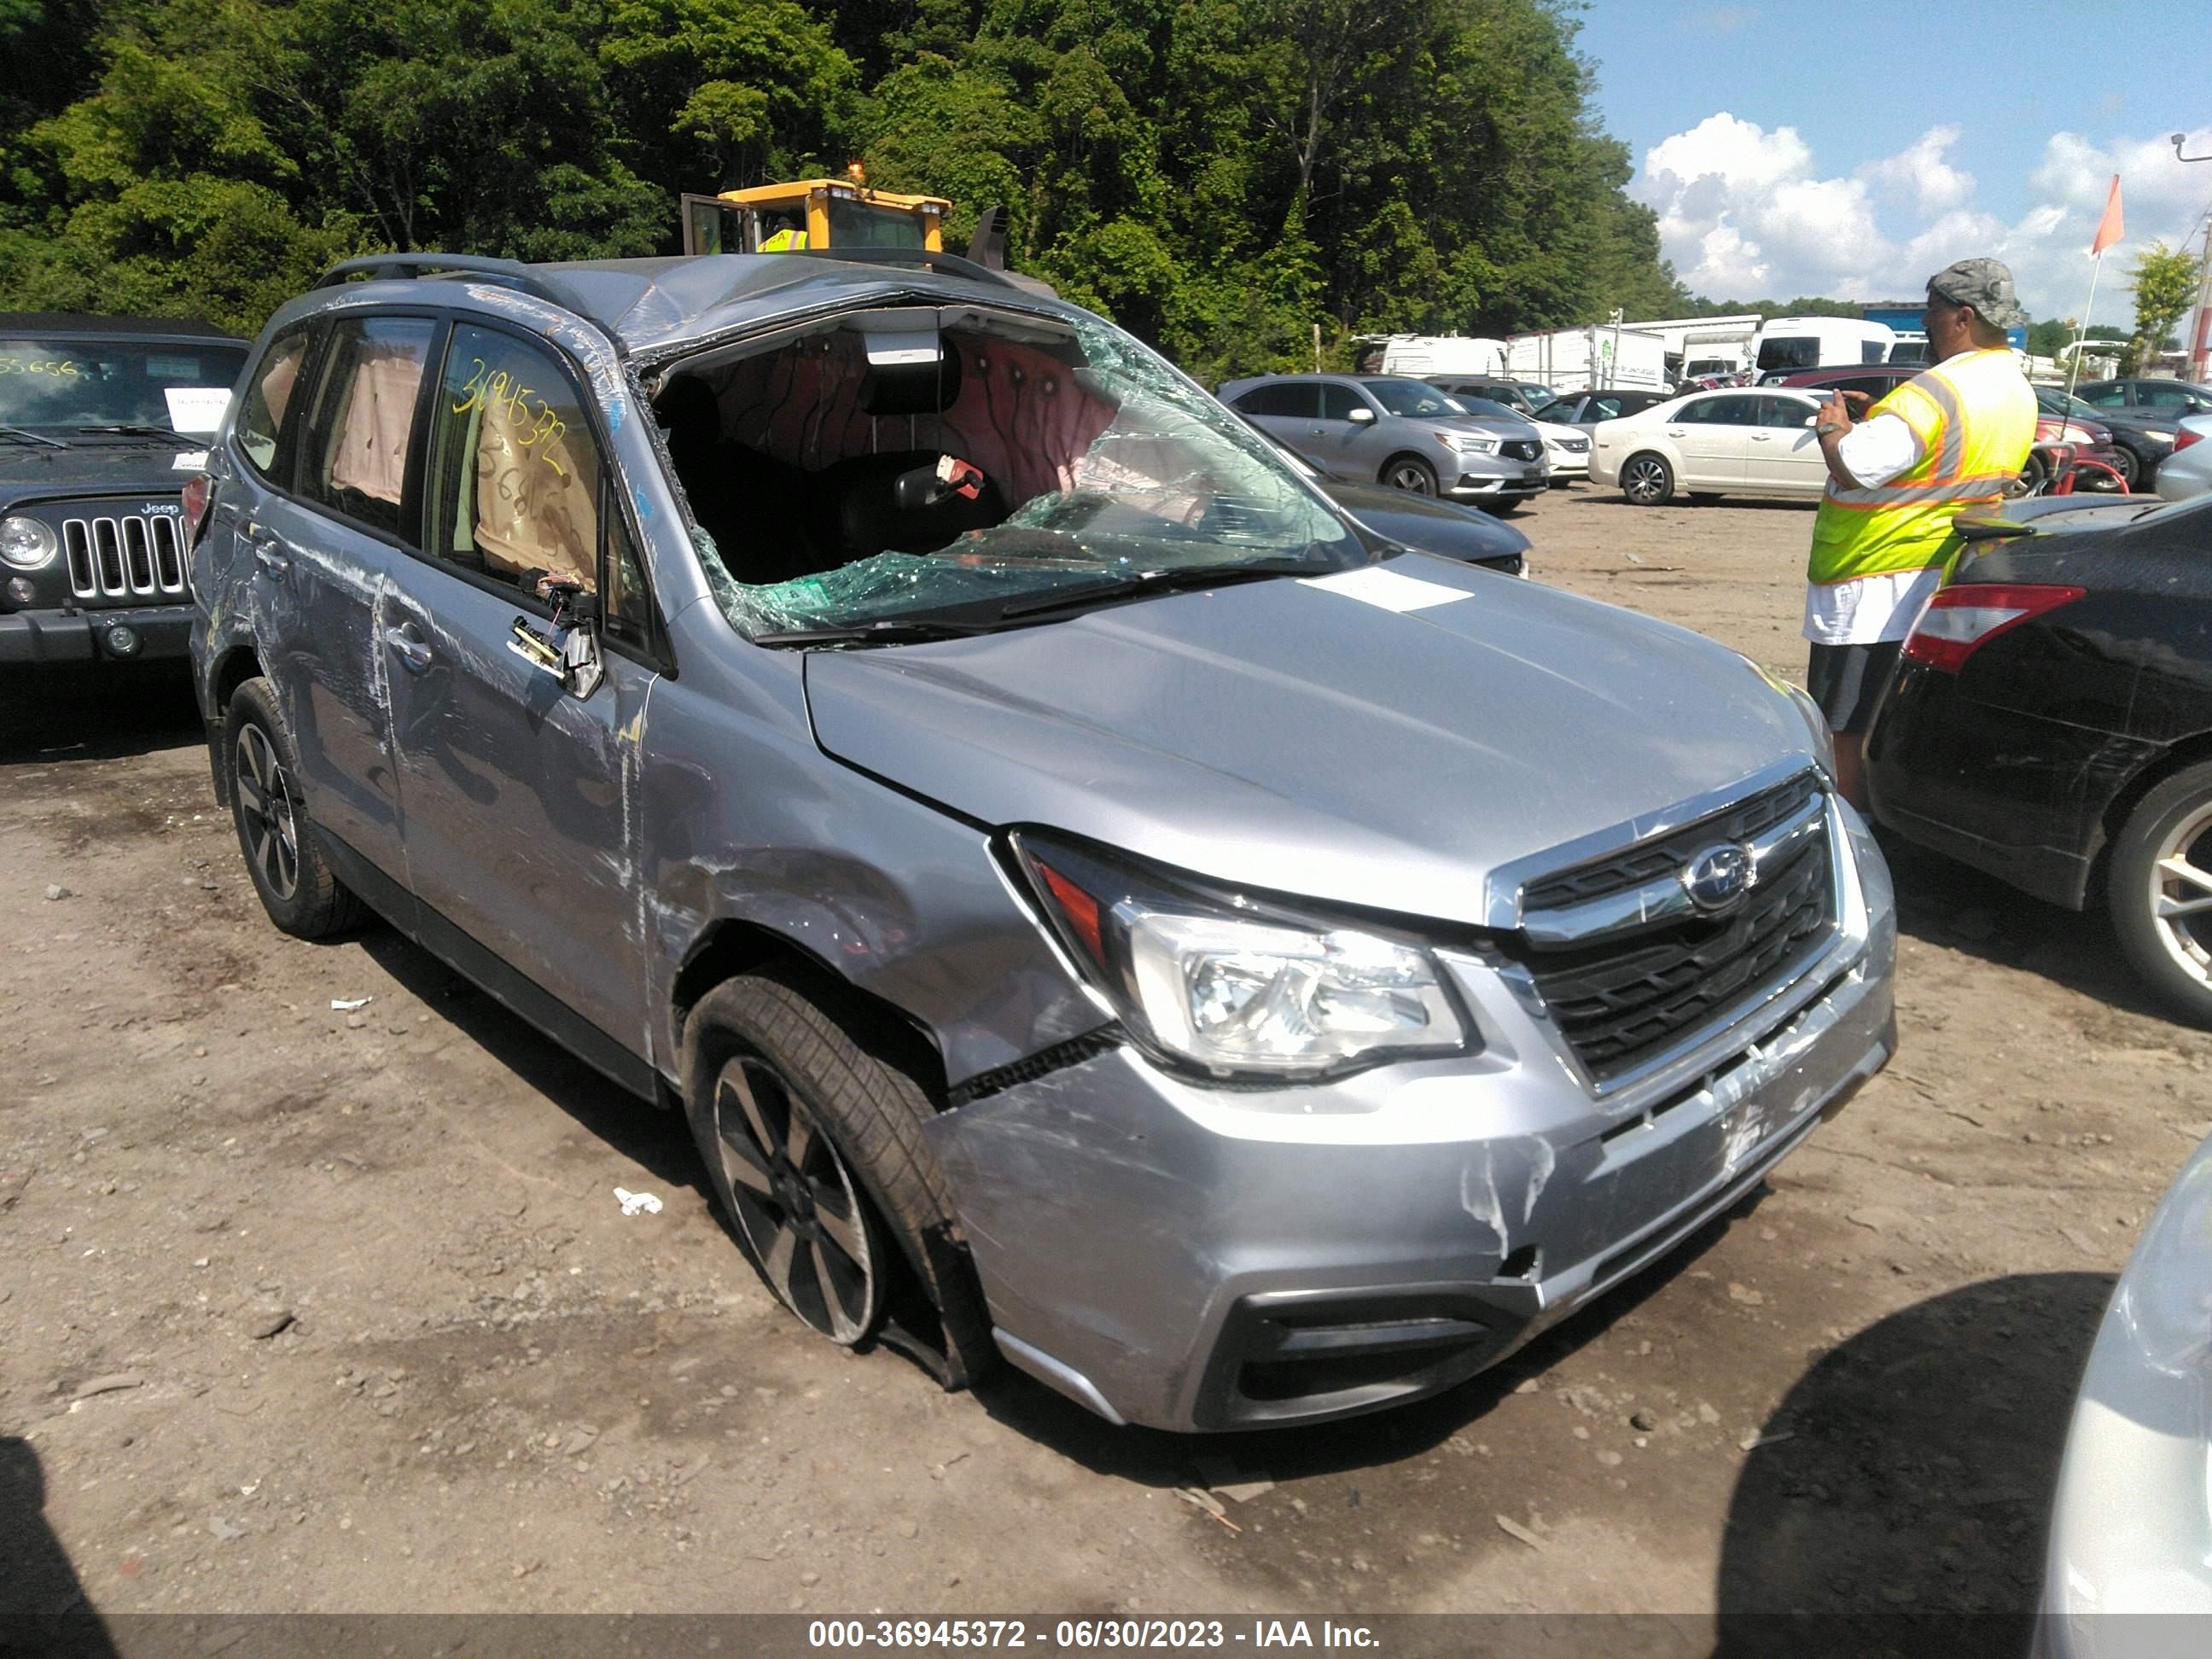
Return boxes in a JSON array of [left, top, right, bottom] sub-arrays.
[[1009, 832, 1471, 1082], [0, 515, 58, 571], [1447, 433, 1500, 455], [1747, 656, 1837, 781]]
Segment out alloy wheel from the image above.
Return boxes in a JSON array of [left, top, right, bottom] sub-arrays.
[[2147, 802, 2212, 989], [234, 723, 301, 900], [1623, 457, 1668, 504], [711, 1054, 880, 1343], [1385, 461, 1435, 495]]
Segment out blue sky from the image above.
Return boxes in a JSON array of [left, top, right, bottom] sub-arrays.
[[1571, 3, 2211, 327]]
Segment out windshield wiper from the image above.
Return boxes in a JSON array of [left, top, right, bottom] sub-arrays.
[[75, 423, 196, 440], [752, 616, 1003, 648], [996, 561, 1312, 620], [1, 425, 67, 450]]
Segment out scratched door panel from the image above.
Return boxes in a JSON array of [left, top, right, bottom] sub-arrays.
[[381, 320, 655, 1050]]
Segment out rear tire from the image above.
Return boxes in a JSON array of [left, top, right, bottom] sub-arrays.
[[2109, 761, 2212, 1027], [224, 678, 364, 939], [682, 971, 996, 1388], [2109, 445, 2140, 490], [1621, 453, 1674, 506]]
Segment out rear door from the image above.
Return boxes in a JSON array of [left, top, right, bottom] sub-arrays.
[[1665, 394, 1755, 487], [1746, 394, 1827, 492], [1230, 381, 1321, 465], [252, 313, 439, 891], [378, 318, 661, 1062]]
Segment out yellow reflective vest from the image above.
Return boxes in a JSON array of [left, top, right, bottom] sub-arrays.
[[760, 228, 809, 252], [1806, 348, 2037, 586]]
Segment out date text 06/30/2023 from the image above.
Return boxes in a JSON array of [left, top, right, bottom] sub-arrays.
[[806, 1620, 1382, 1649]]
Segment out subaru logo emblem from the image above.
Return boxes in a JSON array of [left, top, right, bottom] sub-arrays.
[[1681, 843, 1754, 912]]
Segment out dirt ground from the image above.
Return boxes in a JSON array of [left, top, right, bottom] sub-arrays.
[[3, 486, 2204, 1650]]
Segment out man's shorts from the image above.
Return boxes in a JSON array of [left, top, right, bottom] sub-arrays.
[[1805, 639, 1903, 735]]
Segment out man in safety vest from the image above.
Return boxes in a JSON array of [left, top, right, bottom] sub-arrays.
[[1802, 258, 2036, 807], [759, 211, 808, 253]]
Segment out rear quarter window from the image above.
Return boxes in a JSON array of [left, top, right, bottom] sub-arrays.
[[236, 328, 311, 480]]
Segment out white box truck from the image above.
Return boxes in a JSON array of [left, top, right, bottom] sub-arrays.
[[1501, 324, 1669, 391], [1621, 314, 1764, 381], [1353, 335, 1511, 376]]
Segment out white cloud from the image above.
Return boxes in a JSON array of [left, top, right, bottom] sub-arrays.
[[1860, 126, 1975, 217], [1633, 117, 2212, 327]]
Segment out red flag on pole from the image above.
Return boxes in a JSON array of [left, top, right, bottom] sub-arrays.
[[2091, 175, 2125, 256]]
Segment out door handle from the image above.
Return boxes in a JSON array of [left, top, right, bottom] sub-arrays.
[[1666, 428, 1686, 436], [383, 625, 433, 673], [253, 543, 290, 574], [1749, 434, 1773, 442]]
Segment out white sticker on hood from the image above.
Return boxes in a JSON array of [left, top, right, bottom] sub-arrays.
[[1299, 566, 1470, 613], [171, 451, 208, 470]]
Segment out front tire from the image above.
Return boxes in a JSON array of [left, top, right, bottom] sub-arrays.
[[2109, 445, 2140, 490], [1381, 455, 1439, 495], [224, 678, 364, 939], [682, 972, 995, 1386], [1621, 452, 1675, 506], [2110, 761, 2212, 1026]]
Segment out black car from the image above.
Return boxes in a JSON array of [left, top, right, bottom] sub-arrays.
[[1538, 388, 1679, 429], [2035, 385, 2173, 491], [1, 314, 248, 666], [1237, 416, 1529, 573], [1866, 492, 2212, 1020], [2075, 377, 2212, 420]]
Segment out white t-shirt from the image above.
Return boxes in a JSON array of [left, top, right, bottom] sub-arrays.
[[1802, 412, 1938, 646]]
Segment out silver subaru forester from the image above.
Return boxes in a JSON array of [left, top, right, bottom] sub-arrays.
[[187, 249, 1895, 1431]]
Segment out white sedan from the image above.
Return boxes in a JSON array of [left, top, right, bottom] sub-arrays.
[[1588, 388, 1830, 506], [2152, 413, 2212, 503], [1531, 416, 1591, 485]]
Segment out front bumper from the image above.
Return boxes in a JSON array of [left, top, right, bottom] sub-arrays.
[[1447, 457, 1548, 501], [0, 604, 193, 666], [928, 801, 1896, 1432]]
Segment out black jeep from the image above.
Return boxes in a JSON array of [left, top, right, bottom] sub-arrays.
[[1, 314, 247, 665]]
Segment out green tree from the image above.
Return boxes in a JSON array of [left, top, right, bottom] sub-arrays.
[[2128, 242, 2197, 375]]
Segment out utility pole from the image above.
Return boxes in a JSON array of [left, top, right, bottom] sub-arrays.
[[2174, 137, 2212, 382]]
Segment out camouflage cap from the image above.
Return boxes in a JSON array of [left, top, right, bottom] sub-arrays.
[[1927, 258, 2029, 330]]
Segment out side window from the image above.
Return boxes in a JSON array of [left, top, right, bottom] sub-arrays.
[[236, 328, 311, 480], [1704, 395, 1762, 426], [1318, 383, 1365, 422], [2081, 385, 2124, 407], [1756, 336, 1819, 374], [299, 317, 436, 539], [425, 323, 600, 602], [1860, 340, 1886, 364], [1674, 398, 1716, 424], [1760, 397, 1813, 428], [1234, 382, 1317, 418], [2141, 384, 2193, 410], [1589, 398, 1621, 421]]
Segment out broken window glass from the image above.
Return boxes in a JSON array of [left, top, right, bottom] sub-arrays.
[[655, 310, 1362, 638]]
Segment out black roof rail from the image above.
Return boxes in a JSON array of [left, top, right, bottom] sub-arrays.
[[315, 254, 575, 311]]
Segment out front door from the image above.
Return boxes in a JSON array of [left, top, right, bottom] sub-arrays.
[[1746, 395, 1828, 493], [1666, 394, 1757, 488], [1312, 381, 1377, 479], [257, 314, 439, 885], [381, 319, 660, 1057]]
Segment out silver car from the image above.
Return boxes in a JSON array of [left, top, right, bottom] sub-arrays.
[[189, 251, 1895, 1432], [2037, 1126, 2212, 1651], [1220, 373, 1549, 509], [2153, 414, 2212, 503]]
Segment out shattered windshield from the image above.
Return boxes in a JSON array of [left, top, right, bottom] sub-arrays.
[[665, 310, 1362, 638], [0, 338, 245, 434]]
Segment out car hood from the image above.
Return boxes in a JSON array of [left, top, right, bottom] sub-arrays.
[[804, 554, 1814, 925], [1321, 483, 1531, 559], [0, 441, 207, 502]]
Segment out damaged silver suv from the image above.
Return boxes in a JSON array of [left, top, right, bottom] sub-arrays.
[[186, 251, 1896, 1431]]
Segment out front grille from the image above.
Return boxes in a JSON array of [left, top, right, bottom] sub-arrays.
[[1511, 774, 1836, 1082], [1503, 439, 1543, 462], [63, 512, 187, 602], [1522, 773, 1823, 911]]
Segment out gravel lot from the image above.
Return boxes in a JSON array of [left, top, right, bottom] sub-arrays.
[[3, 486, 2203, 1648]]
